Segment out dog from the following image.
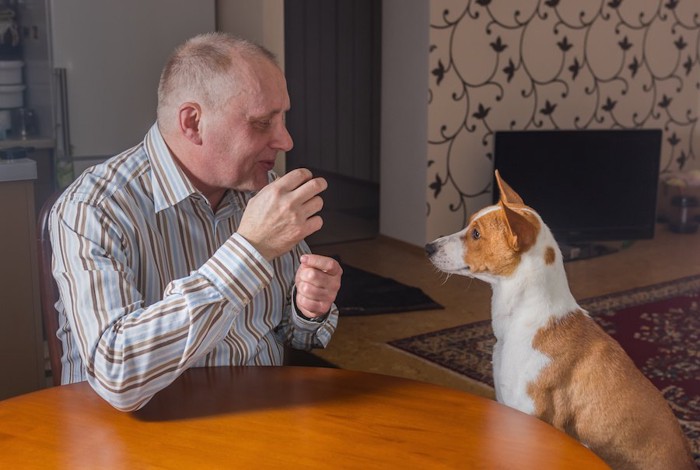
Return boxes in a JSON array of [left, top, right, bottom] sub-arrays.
[[425, 170, 695, 470]]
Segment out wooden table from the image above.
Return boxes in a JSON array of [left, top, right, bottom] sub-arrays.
[[0, 366, 608, 469]]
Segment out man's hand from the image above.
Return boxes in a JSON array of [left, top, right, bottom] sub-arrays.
[[295, 254, 342, 320], [238, 168, 326, 260]]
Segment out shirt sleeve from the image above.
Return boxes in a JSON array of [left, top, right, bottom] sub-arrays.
[[51, 198, 273, 411]]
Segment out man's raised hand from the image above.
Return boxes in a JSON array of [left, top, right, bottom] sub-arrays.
[[237, 168, 326, 260]]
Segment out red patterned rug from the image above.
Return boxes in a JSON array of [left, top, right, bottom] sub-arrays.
[[389, 275, 700, 465]]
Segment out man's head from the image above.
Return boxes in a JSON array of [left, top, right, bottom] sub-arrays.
[[157, 32, 293, 198]]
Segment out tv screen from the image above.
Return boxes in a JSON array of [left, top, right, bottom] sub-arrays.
[[492, 129, 662, 244]]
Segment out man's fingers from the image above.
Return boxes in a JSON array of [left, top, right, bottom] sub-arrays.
[[270, 169, 327, 208], [302, 195, 324, 219], [274, 168, 314, 191], [300, 254, 342, 275], [295, 255, 341, 317], [295, 295, 329, 317], [302, 214, 324, 239], [294, 176, 327, 203]]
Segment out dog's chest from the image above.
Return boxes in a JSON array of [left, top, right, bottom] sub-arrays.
[[492, 317, 551, 415]]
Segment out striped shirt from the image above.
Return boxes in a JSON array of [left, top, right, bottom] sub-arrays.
[[49, 124, 339, 411]]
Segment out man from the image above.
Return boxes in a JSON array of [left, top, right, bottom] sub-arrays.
[[49, 32, 342, 411]]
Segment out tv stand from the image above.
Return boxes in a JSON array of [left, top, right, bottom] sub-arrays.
[[558, 241, 628, 262]]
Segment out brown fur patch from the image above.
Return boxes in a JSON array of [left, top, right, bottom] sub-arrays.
[[528, 311, 695, 469], [501, 202, 538, 251], [464, 208, 541, 277], [464, 213, 520, 277], [544, 246, 556, 265]]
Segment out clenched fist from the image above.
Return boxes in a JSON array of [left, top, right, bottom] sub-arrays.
[[238, 168, 326, 261], [295, 254, 342, 320]]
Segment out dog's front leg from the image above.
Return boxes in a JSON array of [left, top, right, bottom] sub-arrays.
[[492, 339, 503, 402]]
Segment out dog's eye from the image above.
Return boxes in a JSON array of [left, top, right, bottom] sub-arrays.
[[471, 228, 480, 240]]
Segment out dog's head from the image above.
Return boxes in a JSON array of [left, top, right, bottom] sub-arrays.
[[425, 170, 557, 283]]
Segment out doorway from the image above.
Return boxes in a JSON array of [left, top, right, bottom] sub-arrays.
[[284, 0, 381, 246]]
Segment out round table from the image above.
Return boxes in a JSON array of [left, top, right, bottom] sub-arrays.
[[0, 366, 609, 468]]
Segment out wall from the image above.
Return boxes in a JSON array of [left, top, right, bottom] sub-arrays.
[[427, 0, 700, 241], [380, 0, 430, 247], [216, 0, 284, 61]]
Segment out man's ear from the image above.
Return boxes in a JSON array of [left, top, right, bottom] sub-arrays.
[[178, 102, 203, 145]]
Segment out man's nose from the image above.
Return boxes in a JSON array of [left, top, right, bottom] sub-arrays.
[[273, 123, 293, 152]]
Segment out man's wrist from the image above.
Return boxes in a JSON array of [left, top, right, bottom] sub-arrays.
[[296, 309, 327, 323]]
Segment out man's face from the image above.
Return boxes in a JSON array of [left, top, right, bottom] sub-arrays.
[[201, 58, 293, 193]]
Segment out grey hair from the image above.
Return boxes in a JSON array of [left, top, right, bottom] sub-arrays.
[[156, 32, 277, 129]]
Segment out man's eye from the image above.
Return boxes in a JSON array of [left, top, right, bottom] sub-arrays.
[[472, 228, 480, 240], [256, 120, 272, 129]]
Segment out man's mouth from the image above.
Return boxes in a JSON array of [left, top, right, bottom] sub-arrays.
[[260, 160, 275, 170]]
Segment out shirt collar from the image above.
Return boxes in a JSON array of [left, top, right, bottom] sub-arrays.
[[144, 124, 199, 213]]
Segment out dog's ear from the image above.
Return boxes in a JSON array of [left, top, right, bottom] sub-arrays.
[[495, 170, 524, 205], [500, 202, 538, 252]]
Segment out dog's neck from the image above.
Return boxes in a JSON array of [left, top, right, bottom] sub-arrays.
[[489, 230, 580, 339]]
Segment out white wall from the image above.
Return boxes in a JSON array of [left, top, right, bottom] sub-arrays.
[[380, 0, 430, 247], [216, 0, 284, 64]]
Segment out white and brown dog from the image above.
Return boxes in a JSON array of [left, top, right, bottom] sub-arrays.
[[425, 171, 695, 470]]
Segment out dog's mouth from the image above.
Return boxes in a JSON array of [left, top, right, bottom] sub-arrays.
[[425, 242, 472, 274], [448, 266, 472, 275]]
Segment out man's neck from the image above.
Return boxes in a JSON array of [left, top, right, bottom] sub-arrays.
[[206, 190, 226, 212]]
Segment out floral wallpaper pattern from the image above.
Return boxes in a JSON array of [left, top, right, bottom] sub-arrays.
[[427, 0, 700, 239]]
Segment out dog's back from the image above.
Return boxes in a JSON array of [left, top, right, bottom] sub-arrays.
[[530, 310, 694, 469], [426, 171, 696, 469]]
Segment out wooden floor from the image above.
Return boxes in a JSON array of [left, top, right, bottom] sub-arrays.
[[308, 225, 700, 399]]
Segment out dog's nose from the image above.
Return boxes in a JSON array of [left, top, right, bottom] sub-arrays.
[[425, 243, 436, 257]]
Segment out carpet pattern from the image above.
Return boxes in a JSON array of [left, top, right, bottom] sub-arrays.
[[389, 275, 700, 465]]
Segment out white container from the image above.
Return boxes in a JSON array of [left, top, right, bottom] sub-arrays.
[[0, 84, 24, 108], [0, 61, 23, 85]]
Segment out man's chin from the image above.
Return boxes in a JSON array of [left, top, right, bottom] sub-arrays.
[[237, 173, 271, 193]]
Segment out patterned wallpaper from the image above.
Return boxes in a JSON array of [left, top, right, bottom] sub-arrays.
[[426, 0, 700, 240]]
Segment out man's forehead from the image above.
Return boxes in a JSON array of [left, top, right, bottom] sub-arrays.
[[245, 80, 289, 117], [239, 86, 289, 120]]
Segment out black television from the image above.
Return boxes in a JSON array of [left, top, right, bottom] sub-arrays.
[[492, 129, 662, 254]]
